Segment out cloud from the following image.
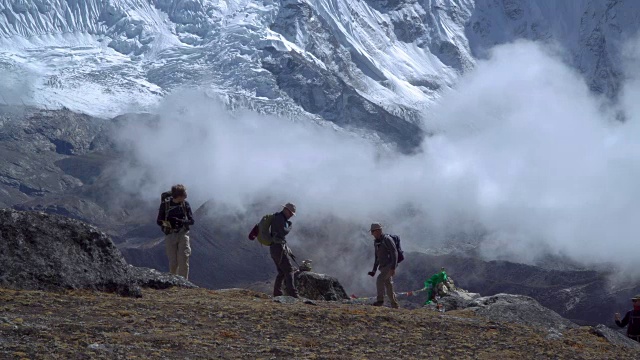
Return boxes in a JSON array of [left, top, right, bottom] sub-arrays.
[[116, 39, 640, 277]]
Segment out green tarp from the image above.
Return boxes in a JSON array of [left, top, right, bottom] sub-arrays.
[[424, 269, 448, 305]]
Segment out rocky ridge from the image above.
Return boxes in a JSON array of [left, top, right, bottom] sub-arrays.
[[0, 209, 194, 296]]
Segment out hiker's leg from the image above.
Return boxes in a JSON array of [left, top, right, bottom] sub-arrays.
[[280, 255, 298, 297], [270, 245, 285, 296], [386, 274, 399, 308], [165, 233, 178, 275], [376, 268, 389, 303], [176, 232, 191, 279], [273, 269, 285, 297]]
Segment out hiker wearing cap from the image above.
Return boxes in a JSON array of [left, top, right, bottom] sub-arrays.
[[368, 223, 399, 308], [615, 294, 640, 342], [270, 203, 299, 298]]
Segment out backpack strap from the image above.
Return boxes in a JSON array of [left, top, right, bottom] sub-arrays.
[[164, 197, 170, 223], [381, 235, 395, 251], [181, 202, 190, 231]]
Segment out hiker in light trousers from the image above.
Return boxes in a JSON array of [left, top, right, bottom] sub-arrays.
[[157, 184, 195, 279]]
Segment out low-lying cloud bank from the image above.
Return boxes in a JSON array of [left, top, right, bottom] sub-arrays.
[[117, 40, 640, 275]]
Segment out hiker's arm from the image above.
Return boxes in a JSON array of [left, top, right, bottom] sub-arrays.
[[384, 236, 398, 269], [616, 311, 630, 327], [156, 203, 165, 226], [368, 253, 379, 277], [271, 213, 287, 242], [184, 202, 195, 225]]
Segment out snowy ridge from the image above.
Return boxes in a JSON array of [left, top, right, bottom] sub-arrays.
[[0, 0, 638, 148]]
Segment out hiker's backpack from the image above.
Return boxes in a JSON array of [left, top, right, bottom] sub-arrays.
[[161, 191, 172, 203], [256, 213, 276, 246], [388, 234, 405, 263], [160, 191, 173, 235], [160, 190, 189, 234]]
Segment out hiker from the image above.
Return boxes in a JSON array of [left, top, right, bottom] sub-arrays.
[[270, 203, 299, 298], [157, 184, 194, 279], [615, 294, 640, 342], [367, 223, 399, 308]]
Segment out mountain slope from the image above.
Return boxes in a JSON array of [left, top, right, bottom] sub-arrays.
[[2, 0, 637, 150]]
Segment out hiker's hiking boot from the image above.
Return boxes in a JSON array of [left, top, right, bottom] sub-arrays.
[[372, 301, 384, 307]]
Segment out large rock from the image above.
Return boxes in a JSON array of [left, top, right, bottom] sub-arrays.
[[0, 209, 194, 296], [590, 324, 640, 350], [468, 294, 579, 333], [295, 271, 349, 301], [437, 290, 481, 311], [393, 252, 637, 326], [128, 266, 197, 290]]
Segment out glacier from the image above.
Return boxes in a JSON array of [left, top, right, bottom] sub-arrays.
[[1, 0, 639, 149]]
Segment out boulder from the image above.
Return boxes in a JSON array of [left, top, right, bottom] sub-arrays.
[[0, 209, 194, 296], [295, 271, 349, 301], [437, 290, 481, 311], [468, 294, 579, 333], [128, 266, 197, 289], [590, 324, 640, 349]]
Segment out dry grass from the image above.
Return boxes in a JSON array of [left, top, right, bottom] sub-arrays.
[[0, 287, 635, 359]]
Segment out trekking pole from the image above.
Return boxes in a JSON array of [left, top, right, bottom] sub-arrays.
[[286, 245, 301, 268], [290, 252, 300, 268]]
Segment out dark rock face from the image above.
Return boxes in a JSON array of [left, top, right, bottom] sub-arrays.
[[467, 294, 579, 333], [266, 1, 425, 153], [0, 209, 194, 296], [0, 107, 108, 207], [590, 324, 640, 349], [295, 271, 349, 301], [262, 48, 423, 153]]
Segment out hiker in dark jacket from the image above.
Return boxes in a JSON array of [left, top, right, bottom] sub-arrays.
[[157, 184, 195, 279], [368, 222, 399, 308], [270, 203, 298, 298], [615, 294, 640, 342]]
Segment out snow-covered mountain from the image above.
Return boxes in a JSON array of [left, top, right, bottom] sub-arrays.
[[1, 0, 638, 149]]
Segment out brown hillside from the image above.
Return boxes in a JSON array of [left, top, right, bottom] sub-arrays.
[[0, 288, 635, 359]]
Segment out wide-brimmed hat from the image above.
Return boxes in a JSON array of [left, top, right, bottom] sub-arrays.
[[631, 294, 640, 301], [282, 203, 296, 215], [370, 223, 383, 232]]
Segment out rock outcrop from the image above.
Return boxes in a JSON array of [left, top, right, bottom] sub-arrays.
[[295, 271, 349, 301], [437, 289, 481, 311], [590, 324, 640, 350], [425, 290, 579, 336], [0, 209, 194, 296]]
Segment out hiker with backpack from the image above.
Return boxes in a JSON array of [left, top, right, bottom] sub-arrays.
[[248, 203, 299, 298], [614, 294, 640, 342], [156, 184, 195, 280], [270, 203, 299, 298], [367, 223, 403, 309]]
